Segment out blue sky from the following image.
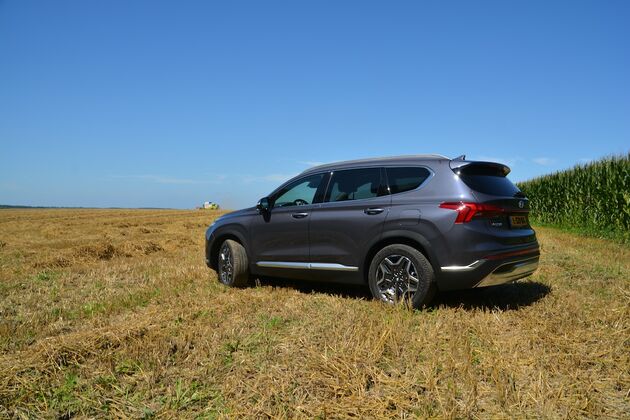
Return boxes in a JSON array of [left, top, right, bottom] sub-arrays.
[[1, 1, 628, 209]]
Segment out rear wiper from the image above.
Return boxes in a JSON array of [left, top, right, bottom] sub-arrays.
[[513, 191, 526, 198]]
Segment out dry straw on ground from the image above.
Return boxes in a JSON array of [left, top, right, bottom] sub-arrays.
[[0, 209, 628, 418]]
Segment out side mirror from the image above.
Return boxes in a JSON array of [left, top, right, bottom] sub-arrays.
[[256, 197, 271, 212]]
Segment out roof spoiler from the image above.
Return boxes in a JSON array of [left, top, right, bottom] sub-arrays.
[[449, 157, 511, 176]]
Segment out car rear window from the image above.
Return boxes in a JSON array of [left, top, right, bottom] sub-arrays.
[[457, 164, 521, 196], [386, 167, 431, 194]]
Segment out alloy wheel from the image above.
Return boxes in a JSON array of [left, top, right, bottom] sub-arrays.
[[375, 254, 420, 305], [218, 244, 233, 284]]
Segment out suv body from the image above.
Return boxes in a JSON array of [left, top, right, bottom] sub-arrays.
[[205, 154, 540, 307]]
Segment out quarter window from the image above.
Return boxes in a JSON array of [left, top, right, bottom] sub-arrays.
[[324, 168, 385, 202], [386, 167, 431, 194]]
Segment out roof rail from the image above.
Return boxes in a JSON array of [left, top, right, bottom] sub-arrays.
[[301, 154, 451, 173]]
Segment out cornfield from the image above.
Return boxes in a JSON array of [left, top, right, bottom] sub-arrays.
[[517, 153, 630, 238]]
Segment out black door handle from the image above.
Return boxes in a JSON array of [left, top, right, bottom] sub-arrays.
[[364, 208, 384, 215], [292, 212, 309, 219]]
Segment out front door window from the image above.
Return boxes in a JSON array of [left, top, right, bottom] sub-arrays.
[[273, 174, 324, 208]]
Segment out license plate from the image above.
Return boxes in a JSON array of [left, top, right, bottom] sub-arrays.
[[510, 215, 528, 228]]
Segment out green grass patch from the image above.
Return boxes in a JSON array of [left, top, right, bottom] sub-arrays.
[[531, 219, 630, 244], [35, 269, 60, 282]]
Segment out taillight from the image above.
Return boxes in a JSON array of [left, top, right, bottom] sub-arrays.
[[439, 202, 505, 223]]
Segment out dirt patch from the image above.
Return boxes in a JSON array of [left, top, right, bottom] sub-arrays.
[[136, 241, 164, 255], [78, 243, 123, 261], [116, 222, 137, 228], [33, 241, 166, 270], [76, 241, 165, 260], [139, 227, 160, 234]]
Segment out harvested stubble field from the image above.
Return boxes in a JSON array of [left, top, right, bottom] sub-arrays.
[[0, 209, 628, 419]]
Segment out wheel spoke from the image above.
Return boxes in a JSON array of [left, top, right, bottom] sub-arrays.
[[376, 275, 387, 286], [406, 281, 418, 293], [381, 258, 395, 273], [376, 267, 392, 285], [383, 288, 395, 303], [403, 259, 417, 275], [390, 256, 405, 268]]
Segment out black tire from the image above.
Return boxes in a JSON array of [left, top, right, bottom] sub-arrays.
[[217, 239, 250, 287], [368, 244, 436, 309]]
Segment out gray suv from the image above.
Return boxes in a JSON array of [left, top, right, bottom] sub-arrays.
[[205, 154, 539, 308]]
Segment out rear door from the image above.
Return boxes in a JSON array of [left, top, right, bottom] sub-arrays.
[[308, 167, 391, 269]]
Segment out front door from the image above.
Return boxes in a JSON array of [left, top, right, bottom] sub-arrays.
[[249, 173, 326, 265]]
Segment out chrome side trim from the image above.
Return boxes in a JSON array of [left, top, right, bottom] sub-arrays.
[[256, 261, 309, 269], [309, 263, 359, 272], [441, 260, 485, 272], [256, 261, 358, 272]]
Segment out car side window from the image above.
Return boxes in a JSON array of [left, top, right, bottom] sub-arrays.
[[324, 168, 385, 202], [386, 167, 431, 194], [273, 174, 324, 207]]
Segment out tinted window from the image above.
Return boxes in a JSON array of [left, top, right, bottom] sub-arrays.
[[273, 174, 324, 207], [386, 167, 431, 194], [324, 168, 385, 202], [458, 165, 521, 196], [459, 175, 521, 196]]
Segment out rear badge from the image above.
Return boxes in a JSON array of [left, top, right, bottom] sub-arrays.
[[518, 200, 525, 209]]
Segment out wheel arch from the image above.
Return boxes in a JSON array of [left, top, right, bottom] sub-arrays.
[[208, 229, 248, 270], [362, 231, 439, 283]]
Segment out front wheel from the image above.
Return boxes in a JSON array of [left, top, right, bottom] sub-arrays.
[[368, 244, 436, 309], [217, 239, 250, 287]]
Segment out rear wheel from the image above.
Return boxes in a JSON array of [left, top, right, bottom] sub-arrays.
[[217, 239, 250, 287], [368, 244, 436, 309]]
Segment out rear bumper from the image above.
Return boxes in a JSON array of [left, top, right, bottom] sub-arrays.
[[475, 256, 539, 287], [437, 246, 540, 291]]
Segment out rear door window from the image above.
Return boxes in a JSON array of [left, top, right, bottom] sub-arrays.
[[386, 167, 431, 194], [324, 168, 386, 202]]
